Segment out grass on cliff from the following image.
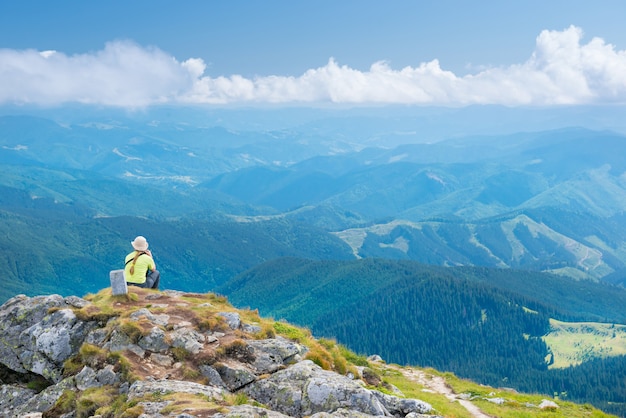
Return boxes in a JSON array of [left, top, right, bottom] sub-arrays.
[[445, 370, 615, 418], [379, 364, 617, 418]]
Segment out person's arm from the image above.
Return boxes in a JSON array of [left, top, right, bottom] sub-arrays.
[[145, 249, 156, 270]]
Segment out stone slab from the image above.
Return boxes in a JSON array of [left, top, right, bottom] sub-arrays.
[[110, 269, 128, 295]]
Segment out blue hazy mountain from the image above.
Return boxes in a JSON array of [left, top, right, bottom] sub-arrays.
[[1, 104, 626, 295]]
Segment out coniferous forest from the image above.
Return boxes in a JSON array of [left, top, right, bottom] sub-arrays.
[[222, 257, 626, 417], [314, 276, 626, 416]]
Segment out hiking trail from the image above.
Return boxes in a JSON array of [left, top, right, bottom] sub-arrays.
[[393, 366, 493, 418]]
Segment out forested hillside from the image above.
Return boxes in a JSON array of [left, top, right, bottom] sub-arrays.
[[221, 257, 626, 416], [221, 258, 626, 325], [0, 193, 354, 303]]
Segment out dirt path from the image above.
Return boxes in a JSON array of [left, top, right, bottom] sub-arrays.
[[395, 367, 493, 418]]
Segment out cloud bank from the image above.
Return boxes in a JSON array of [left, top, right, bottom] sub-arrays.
[[1, 26, 625, 108]]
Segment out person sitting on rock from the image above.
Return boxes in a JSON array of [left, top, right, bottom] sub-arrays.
[[125, 235, 160, 289]]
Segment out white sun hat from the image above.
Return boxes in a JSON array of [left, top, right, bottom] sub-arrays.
[[131, 236, 149, 251]]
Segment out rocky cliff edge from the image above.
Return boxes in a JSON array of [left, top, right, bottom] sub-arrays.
[[0, 288, 437, 418]]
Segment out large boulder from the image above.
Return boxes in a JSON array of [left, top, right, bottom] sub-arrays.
[[0, 294, 97, 383], [244, 360, 391, 417], [244, 360, 432, 417], [248, 337, 308, 373]]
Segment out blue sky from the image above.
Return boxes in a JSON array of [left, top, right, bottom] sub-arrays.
[[1, 0, 626, 108]]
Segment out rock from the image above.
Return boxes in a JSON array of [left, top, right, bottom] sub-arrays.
[[218, 312, 241, 330], [135, 400, 169, 416], [309, 408, 385, 417], [138, 326, 170, 353], [12, 377, 76, 416], [214, 404, 293, 417], [248, 337, 307, 373], [0, 291, 522, 418], [130, 308, 170, 326], [106, 329, 146, 359], [215, 362, 257, 391], [0, 384, 37, 416], [96, 364, 119, 386], [128, 379, 224, 400], [372, 390, 432, 415], [170, 327, 205, 354], [75, 366, 99, 390], [24, 310, 76, 369], [199, 364, 227, 388], [242, 323, 262, 334], [243, 360, 389, 417], [0, 295, 67, 375], [0, 295, 98, 383], [85, 327, 109, 346], [63, 295, 91, 309], [150, 353, 174, 367], [539, 399, 559, 410], [361, 367, 382, 386], [485, 397, 506, 405]]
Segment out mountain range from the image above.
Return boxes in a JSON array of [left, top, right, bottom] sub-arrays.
[[2, 107, 626, 283]]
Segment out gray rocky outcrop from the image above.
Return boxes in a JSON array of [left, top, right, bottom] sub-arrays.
[[0, 294, 98, 383], [0, 291, 469, 417], [7, 290, 577, 418], [242, 360, 431, 417], [539, 399, 559, 410]]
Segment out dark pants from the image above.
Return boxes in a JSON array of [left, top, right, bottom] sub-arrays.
[[128, 270, 160, 289]]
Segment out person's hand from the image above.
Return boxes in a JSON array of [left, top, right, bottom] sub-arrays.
[[145, 249, 152, 256]]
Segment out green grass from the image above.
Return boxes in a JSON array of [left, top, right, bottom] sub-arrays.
[[374, 363, 617, 418], [543, 319, 626, 368], [442, 370, 618, 418], [379, 366, 472, 418], [273, 321, 311, 342]]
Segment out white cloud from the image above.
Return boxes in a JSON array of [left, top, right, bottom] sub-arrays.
[[0, 41, 195, 107], [1, 26, 625, 107]]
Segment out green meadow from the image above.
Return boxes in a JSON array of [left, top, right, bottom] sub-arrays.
[[543, 319, 626, 368]]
